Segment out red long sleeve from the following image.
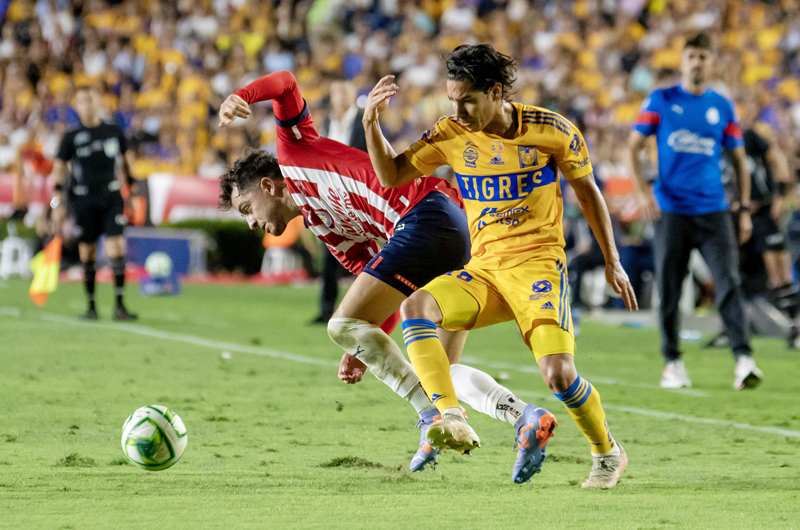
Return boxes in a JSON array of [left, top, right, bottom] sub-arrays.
[[233, 71, 305, 122]]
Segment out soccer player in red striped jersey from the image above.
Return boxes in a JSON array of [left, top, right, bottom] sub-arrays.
[[218, 71, 539, 471]]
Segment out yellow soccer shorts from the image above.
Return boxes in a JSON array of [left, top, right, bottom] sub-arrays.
[[422, 257, 574, 361]]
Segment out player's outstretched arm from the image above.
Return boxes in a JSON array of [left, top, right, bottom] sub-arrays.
[[363, 75, 423, 188], [219, 71, 305, 127], [570, 173, 638, 312]]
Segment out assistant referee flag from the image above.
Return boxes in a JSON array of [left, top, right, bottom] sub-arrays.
[[29, 237, 62, 306]]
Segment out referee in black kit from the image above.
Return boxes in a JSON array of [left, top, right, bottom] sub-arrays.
[[50, 84, 138, 321]]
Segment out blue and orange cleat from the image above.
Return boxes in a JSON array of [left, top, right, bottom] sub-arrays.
[[409, 408, 441, 472], [512, 405, 558, 484]]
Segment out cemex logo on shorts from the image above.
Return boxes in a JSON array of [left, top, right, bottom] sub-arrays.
[[529, 280, 555, 301]]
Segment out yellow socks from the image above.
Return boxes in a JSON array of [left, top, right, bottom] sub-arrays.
[[402, 319, 460, 413], [554, 374, 616, 454]]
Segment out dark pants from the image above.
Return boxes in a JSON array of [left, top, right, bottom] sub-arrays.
[[319, 249, 345, 319], [654, 210, 752, 361]]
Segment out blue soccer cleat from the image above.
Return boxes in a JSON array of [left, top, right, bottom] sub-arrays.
[[512, 405, 558, 484], [409, 409, 441, 472]]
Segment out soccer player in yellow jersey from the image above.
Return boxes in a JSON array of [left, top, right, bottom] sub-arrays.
[[363, 44, 638, 487]]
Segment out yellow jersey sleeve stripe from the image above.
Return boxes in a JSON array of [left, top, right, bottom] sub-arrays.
[[522, 110, 572, 132], [522, 116, 571, 136]]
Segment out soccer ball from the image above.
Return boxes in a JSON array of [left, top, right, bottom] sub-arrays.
[[144, 252, 173, 278], [121, 405, 187, 471]]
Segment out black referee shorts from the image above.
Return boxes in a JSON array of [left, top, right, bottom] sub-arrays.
[[69, 191, 126, 244]]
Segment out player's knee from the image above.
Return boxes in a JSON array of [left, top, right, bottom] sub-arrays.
[[400, 291, 439, 322], [327, 318, 360, 350], [105, 236, 126, 258], [79, 244, 98, 262], [539, 356, 577, 393]]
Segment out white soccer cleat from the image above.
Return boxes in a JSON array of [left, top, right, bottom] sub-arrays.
[[425, 415, 481, 455], [734, 356, 763, 390], [660, 360, 691, 388], [581, 445, 628, 489]]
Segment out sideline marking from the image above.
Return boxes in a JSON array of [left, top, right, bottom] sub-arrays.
[[461, 355, 710, 398], [4, 309, 798, 439], [0, 306, 21, 317], [39, 312, 337, 367]]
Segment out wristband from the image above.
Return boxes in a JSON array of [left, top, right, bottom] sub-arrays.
[[54, 183, 64, 192], [777, 182, 789, 196]]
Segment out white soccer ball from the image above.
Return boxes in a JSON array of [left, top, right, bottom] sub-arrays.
[[144, 252, 173, 278], [121, 405, 187, 471]]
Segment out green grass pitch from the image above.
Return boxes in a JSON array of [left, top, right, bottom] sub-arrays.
[[1, 279, 798, 529]]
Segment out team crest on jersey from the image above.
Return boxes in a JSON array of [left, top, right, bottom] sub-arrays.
[[518, 146, 538, 168], [569, 134, 583, 156], [706, 107, 720, 125], [103, 138, 120, 158], [315, 210, 333, 228], [463, 142, 479, 168], [489, 141, 505, 165]]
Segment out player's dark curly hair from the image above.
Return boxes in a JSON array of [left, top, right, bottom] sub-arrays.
[[219, 149, 282, 211], [445, 44, 517, 101]]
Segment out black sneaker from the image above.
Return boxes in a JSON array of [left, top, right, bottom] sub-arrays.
[[788, 326, 799, 350], [114, 305, 138, 321], [81, 308, 98, 320]]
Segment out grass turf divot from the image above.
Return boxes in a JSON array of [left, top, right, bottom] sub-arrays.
[[320, 456, 386, 469], [55, 453, 96, 468]]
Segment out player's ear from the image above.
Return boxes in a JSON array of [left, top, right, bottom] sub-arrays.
[[491, 82, 503, 102], [261, 176, 284, 197], [260, 176, 274, 195]]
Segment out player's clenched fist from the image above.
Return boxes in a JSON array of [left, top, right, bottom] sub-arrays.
[[218, 94, 251, 127], [338, 352, 367, 384], [363, 75, 398, 123]]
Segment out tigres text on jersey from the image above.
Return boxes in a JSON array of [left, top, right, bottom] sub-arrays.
[[405, 103, 593, 270]]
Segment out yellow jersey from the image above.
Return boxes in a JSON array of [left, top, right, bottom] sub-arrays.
[[405, 102, 593, 270]]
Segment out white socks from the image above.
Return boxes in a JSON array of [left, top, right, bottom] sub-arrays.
[[328, 318, 432, 413], [450, 364, 526, 425], [327, 319, 529, 424]]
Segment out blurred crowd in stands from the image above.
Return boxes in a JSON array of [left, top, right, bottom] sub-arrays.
[[2, 0, 800, 309]]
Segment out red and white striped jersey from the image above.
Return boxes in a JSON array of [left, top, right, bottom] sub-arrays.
[[235, 72, 461, 275]]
